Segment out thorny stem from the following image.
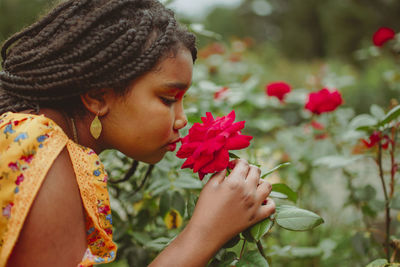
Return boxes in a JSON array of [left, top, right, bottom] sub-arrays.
[[377, 142, 391, 261], [389, 126, 398, 198], [256, 241, 268, 260], [239, 239, 247, 260]]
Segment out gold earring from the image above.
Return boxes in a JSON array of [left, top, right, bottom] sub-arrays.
[[90, 114, 102, 139]]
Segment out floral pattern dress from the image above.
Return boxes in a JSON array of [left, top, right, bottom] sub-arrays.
[[0, 112, 117, 267]]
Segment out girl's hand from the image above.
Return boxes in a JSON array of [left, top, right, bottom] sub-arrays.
[[188, 158, 276, 249], [149, 159, 275, 267]]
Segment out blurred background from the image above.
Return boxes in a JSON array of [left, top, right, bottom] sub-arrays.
[[1, 0, 400, 266]]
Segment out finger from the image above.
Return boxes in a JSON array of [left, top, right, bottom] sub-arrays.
[[256, 180, 272, 203], [208, 169, 227, 184], [245, 165, 261, 188], [228, 159, 249, 181], [256, 198, 276, 220]]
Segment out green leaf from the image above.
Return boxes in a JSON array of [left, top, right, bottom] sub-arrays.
[[171, 191, 186, 216], [229, 152, 240, 159], [354, 185, 376, 201], [350, 114, 378, 130], [172, 174, 203, 189], [276, 205, 324, 231], [370, 104, 386, 120], [271, 183, 298, 203], [269, 191, 288, 199], [261, 162, 291, 178], [356, 125, 376, 132], [236, 250, 269, 267], [243, 218, 274, 242], [209, 251, 236, 267], [159, 192, 171, 217], [145, 237, 172, 251], [250, 218, 274, 242], [379, 105, 400, 127], [187, 194, 198, 218], [131, 231, 151, 245], [366, 258, 388, 267]]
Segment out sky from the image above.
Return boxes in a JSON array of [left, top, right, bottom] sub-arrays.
[[168, 0, 243, 18]]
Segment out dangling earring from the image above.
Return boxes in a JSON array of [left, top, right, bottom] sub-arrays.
[[90, 113, 102, 139]]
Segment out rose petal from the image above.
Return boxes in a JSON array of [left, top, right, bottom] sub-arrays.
[[200, 149, 229, 173], [224, 135, 253, 150], [176, 142, 202, 158], [193, 152, 214, 173]]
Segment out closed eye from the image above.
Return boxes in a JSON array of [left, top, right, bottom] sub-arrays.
[[160, 97, 177, 106]]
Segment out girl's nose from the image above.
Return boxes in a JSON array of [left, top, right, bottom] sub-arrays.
[[174, 116, 187, 130]]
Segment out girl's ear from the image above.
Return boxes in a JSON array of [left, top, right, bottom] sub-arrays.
[[80, 88, 113, 116]]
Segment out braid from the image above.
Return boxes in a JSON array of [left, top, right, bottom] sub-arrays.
[[0, 0, 197, 115], [3, 0, 91, 70], [1, 0, 74, 63]]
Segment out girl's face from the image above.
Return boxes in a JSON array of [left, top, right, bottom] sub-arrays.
[[101, 47, 193, 163]]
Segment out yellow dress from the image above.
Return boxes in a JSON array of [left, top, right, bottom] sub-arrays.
[[0, 112, 117, 267]]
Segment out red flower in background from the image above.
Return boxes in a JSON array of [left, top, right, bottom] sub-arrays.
[[177, 111, 253, 180], [214, 87, 230, 100], [310, 120, 325, 130], [362, 131, 390, 149], [305, 88, 343, 115], [373, 27, 396, 47], [265, 82, 291, 102]]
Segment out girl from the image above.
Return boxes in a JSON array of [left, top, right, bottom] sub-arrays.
[[0, 0, 276, 266]]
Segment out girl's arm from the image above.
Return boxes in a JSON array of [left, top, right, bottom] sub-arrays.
[[7, 148, 87, 267], [149, 159, 275, 267]]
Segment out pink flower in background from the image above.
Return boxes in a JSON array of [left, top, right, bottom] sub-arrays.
[[177, 111, 253, 180], [265, 82, 291, 102], [373, 27, 396, 47], [305, 88, 343, 115]]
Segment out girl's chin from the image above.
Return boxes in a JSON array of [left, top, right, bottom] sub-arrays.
[[133, 152, 166, 165]]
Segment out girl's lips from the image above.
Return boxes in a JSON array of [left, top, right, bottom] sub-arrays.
[[167, 143, 177, 151], [166, 138, 180, 152]]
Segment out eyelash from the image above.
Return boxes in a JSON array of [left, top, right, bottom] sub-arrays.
[[160, 97, 178, 106]]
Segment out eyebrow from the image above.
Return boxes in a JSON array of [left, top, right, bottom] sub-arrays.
[[164, 82, 192, 90]]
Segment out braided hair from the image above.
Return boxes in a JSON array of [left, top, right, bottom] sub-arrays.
[[0, 0, 197, 115]]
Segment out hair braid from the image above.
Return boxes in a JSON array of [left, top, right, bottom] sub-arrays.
[[0, 0, 197, 115], [1, 0, 74, 64], [3, 0, 91, 70], [16, 22, 131, 76], [9, 1, 91, 56], [96, 19, 177, 89], [7, 25, 136, 85]]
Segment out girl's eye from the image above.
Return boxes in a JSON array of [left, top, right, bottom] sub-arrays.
[[160, 97, 177, 106]]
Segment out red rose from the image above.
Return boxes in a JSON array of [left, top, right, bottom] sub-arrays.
[[177, 111, 253, 180], [305, 88, 343, 115], [362, 131, 390, 149], [373, 27, 396, 47], [265, 82, 291, 102]]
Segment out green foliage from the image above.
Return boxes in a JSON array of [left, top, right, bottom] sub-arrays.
[[275, 206, 324, 231], [3, 1, 400, 266]]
